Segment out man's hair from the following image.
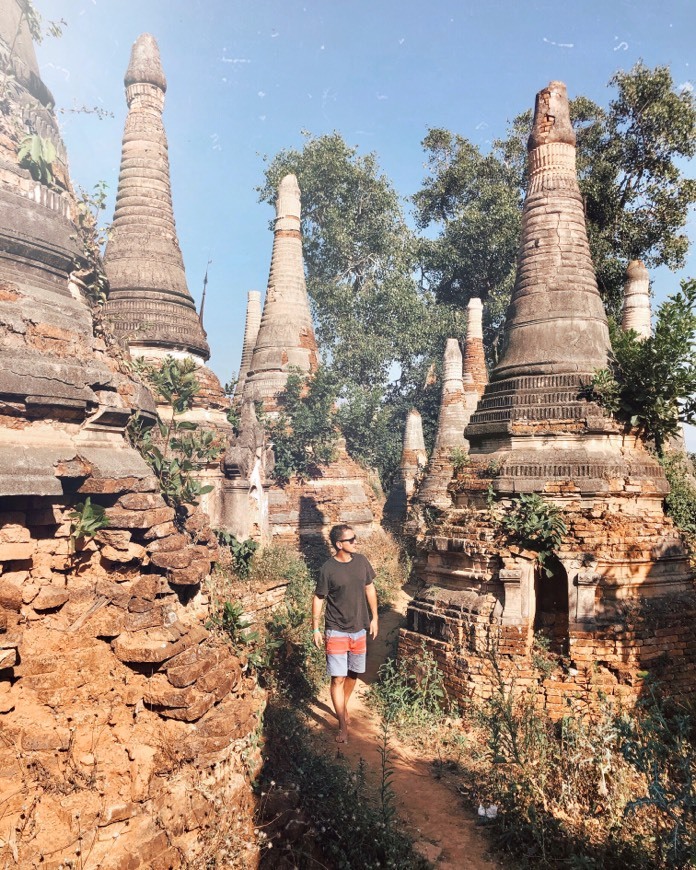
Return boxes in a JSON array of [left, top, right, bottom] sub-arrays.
[[329, 524, 353, 549]]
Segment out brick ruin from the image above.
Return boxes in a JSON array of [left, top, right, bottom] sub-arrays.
[[0, 9, 262, 866], [237, 173, 382, 554], [400, 81, 695, 716]]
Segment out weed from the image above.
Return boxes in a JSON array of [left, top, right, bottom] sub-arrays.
[[450, 446, 470, 473], [214, 530, 258, 579], [68, 497, 108, 554], [367, 641, 453, 746], [498, 492, 567, 575]]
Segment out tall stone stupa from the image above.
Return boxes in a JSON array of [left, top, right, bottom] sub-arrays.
[[400, 81, 694, 714]]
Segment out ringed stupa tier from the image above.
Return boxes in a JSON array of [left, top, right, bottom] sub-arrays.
[[400, 81, 694, 716], [243, 174, 319, 412], [621, 260, 652, 339], [235, 290, 262, 402], [103, 34, 210, 360]]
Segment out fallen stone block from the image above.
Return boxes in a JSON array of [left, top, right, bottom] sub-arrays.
[[32, 588, 69, 611], [143, 676, 198, 709], [167, 558, 210, 586], [165, 648, 218, 688], [196, 660, 240, 700], [150, 548, 193, 570], [155, 690, 216, 722], [147, 533, 188, 553], [112, 625, 208, 664], [0, 647, 17, 669], [104, 506, 174, 529], [101, 542, 146, 563], [117, 492, 166, 511], [0, 580, 22, 611], [126, 606, 176, 633]]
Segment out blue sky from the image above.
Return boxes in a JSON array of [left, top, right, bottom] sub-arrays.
[[33, 0, 695, 442]]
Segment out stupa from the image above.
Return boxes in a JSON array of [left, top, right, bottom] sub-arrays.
[[103, 34, 234, 528], [243, 173, 319, 410], [417, 299, 488, 509], [384, 409, 428, 524], [235, 289, 262, 401], [400, 81, 695, 713], [241, 175, 381, 548], [621, 259, 652, 339]]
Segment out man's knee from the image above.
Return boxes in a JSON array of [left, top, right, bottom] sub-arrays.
[[347, 669, 359, 680], [331, 675, 346, 686]]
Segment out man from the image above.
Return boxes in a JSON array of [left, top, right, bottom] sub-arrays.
[[312, 524, 378, 743]]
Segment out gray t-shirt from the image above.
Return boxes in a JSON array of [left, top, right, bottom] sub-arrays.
[[315, 552, 376, 633]]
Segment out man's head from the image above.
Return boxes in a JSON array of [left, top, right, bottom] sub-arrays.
[[329, 524, 357, 553]]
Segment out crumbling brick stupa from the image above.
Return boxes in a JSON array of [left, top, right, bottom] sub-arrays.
[[0, 7, 261, 866], [400, 81, 695, 715], [238, 173, 382, 553], [103, 34, 244, 535]]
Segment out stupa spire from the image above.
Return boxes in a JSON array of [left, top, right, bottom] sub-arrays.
[[243, 174, 318, 411], [235, 290, 262, 402], [417, 340, 468, 508], [621, 260, 652, 340], [384, 409, 428, 522], [492, 81, 609, 381], [104, 33, 209, 360], [462, 298, 488, 400]]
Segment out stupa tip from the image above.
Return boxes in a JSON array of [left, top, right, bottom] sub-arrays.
[[276, 173, 301, 219], [528, 80, 575, 150], [125, 33, 167, 92], [626, 260, 649, 280]]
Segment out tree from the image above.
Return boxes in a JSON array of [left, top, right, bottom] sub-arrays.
[[413, 128, 522, 363], [265, 367, 340, 484], [589, 279, 696, 454], [416, 63, 696, 350], [259, 132, 461, 485]]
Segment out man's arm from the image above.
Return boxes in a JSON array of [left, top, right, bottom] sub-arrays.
[[366, 582, 378, 640], [312, 594, 324, 649]]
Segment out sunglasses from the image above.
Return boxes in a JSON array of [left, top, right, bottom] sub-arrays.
[[339, 536, 356, 544]]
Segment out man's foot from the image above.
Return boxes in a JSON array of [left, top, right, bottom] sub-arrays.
[[335, 730, 349, 744]]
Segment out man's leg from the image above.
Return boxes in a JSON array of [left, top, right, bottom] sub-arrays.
[[343, 670, 358, 723], [330, 676, 349, 742]]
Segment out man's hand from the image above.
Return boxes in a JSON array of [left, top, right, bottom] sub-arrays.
[[312, 630, 323, 650], [369, 617, 379, 640]]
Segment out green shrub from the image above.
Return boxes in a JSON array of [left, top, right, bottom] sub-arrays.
[[214, 530, 259, 579], [498, 492, 567, 576], [367, 642, 453, 743], [265, 367, 339, 483], [68, 497, 108, 553], [661, 450, 696, 558]]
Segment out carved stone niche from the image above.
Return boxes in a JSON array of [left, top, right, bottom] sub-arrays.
[[499, 556, 536, 627], [573, 567, 601, 624], [499, 567, 523, 626]]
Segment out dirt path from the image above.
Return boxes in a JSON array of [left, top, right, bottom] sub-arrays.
[[307, 585, 503, 869]]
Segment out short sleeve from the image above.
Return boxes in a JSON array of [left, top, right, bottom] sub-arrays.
[[364, 556, 376, 585], [315, 565, 329, 598]]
